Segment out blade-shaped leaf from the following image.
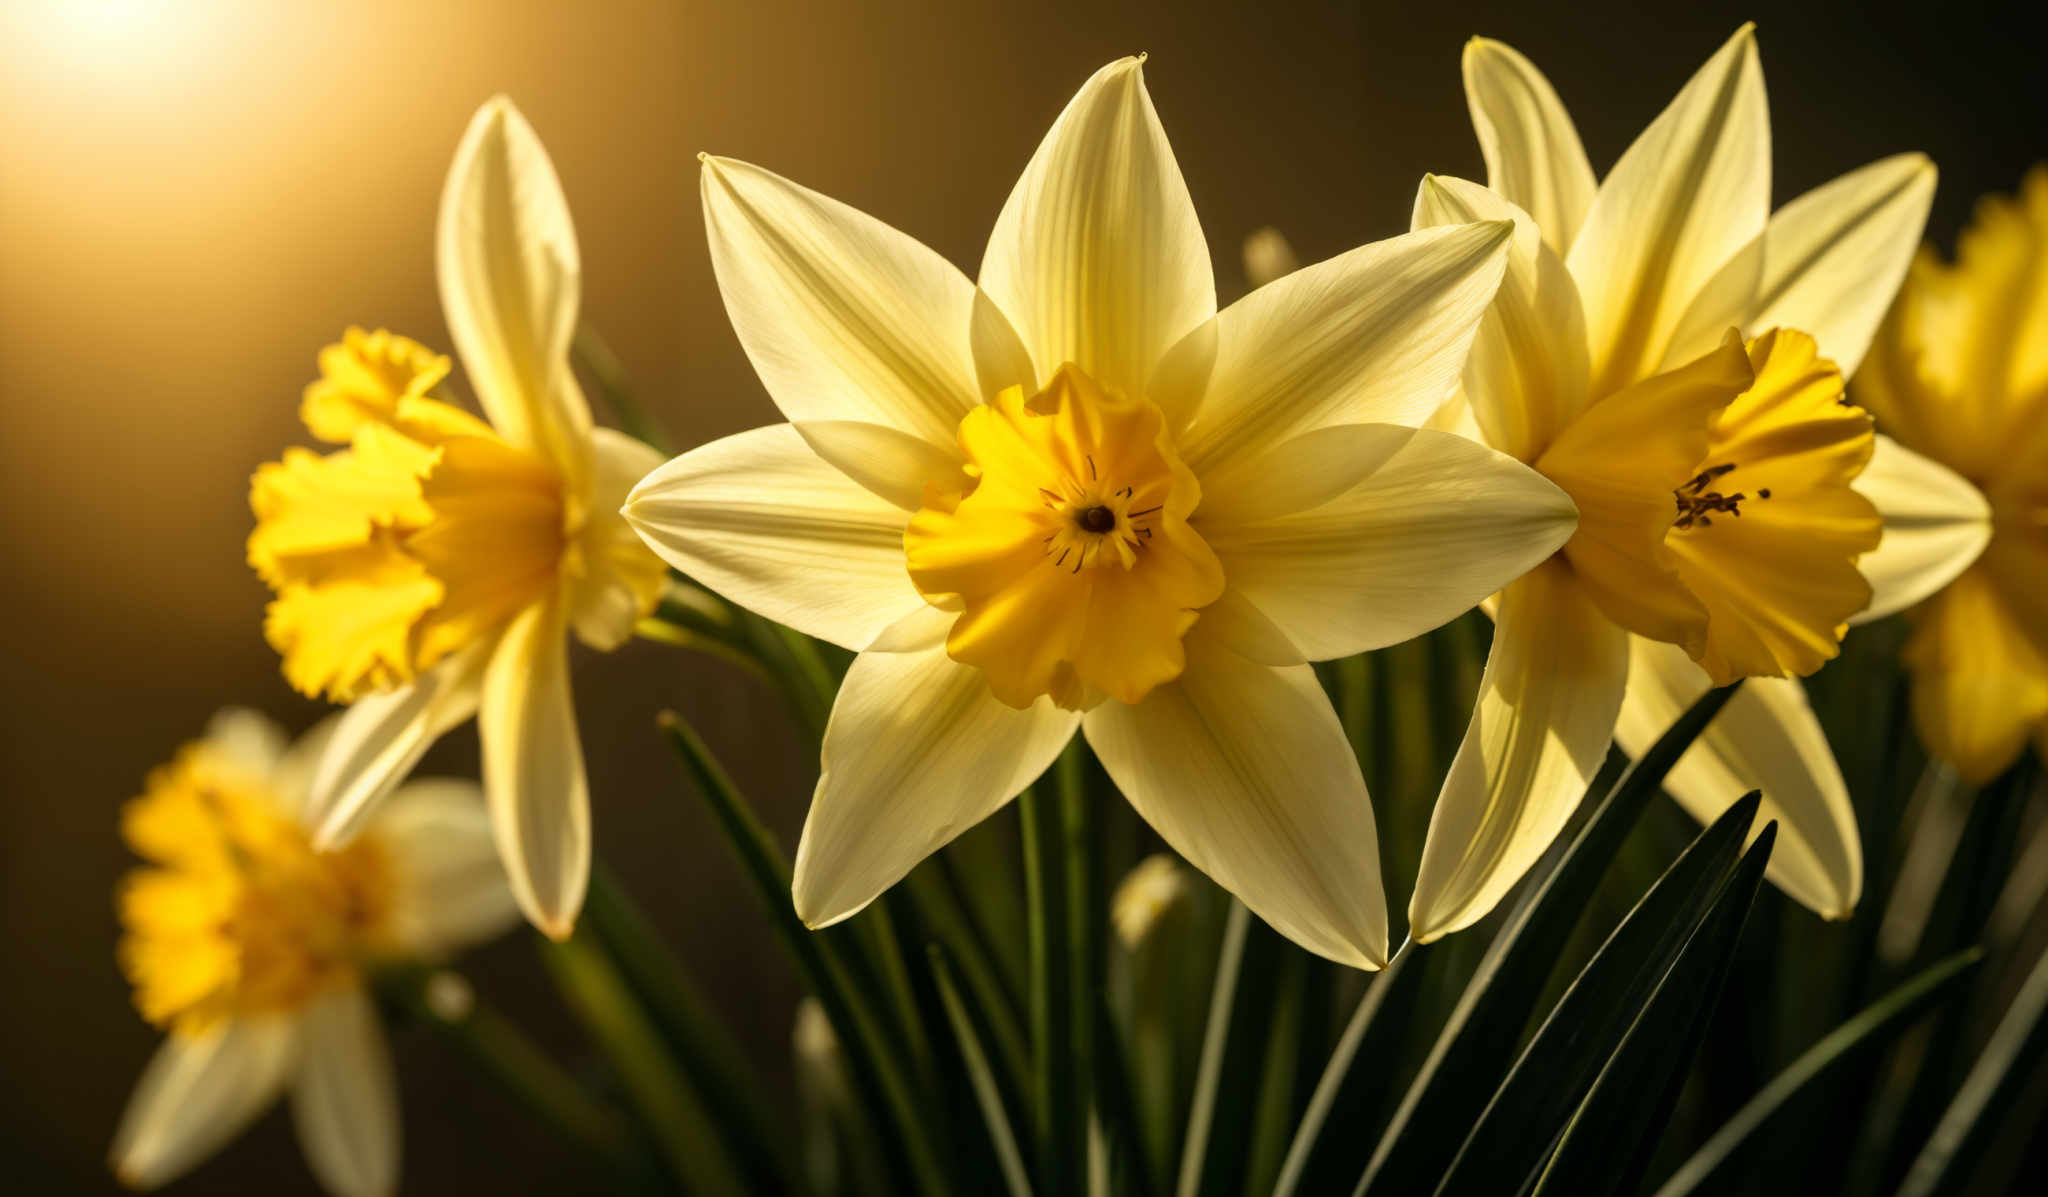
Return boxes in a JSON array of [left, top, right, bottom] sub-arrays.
[[1530, 824, 1779, 1197], [1896, 935, 2048, 1197], [1652, 947, 1983, 1196], [930, 944, 1035, 1197], [1358, 684, 1741, 1195], [1433, 792, 1763, 1196]]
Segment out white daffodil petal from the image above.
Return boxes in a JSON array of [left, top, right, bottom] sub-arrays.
[[701, 156, 988, 444], [437, 97, 593, 489], [1203, 425, 1577, 661], [376, 778, 521, 956], [1852, 434, 1993, 624], [1569, 25, 1770, 395], [1168, 222, 1514, 471], [110, 1017, 299, 1190], [1083, 649, 1389, 968], [307, 641, 490, 850], [202, 708, 288, 783], [1411, 174, 1591, 460], [793, 644, 1079, 927], [1615, 635, 1862, 917], [1410, 562, 1629, 942], [623, 424, 925, 651], [979, 56, 1215, 402], [1749, 154, 1937, 378], [794, 420, 964, 512], [1462, 37, 1598, 254], [479, 595, 590, 939], [292, 990, 400, 1197], [570, 428, 669, 652]]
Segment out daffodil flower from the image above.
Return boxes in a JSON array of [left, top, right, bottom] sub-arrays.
[[246, 98, 665, 937], [111, 710, 517, 1196], [624, 57, 1576, 968], [1856, 168, 2048, 783], [1405, 26, 1986, 941]]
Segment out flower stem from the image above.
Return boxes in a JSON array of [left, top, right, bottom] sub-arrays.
[[1023, 782, 1076, 1195], [1059, 741, 1098, 1189]]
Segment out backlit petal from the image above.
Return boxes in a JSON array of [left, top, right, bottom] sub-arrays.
[[1167, 222, 1513, 472], [1615, 636, 1861, 918], [306, 641, 490, 850], [1202, 424, 1576, 660], [1411, 174, 1591, 461], [374, 778, 520, 956], [1904, 566, 2048, 784], [1851, 434, 1991, 624], [979, 56, 1214, 404], [292, 989, 399, 1197], [701, 156, 988, 444], [478, 595, 589, 939], [437, 97, 593, 491], [623, 424, 925, 651], [1410, 560, 1629, 942], [1462, 37, 1598, 254], [111, 1017, 298, 1189], [1083, 647, 1389, 968], [1569, 25, 1770, 395], [793, 645, 1079, 926]]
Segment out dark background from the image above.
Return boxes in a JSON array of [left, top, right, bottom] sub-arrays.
[[1, 0, 2040, 1192]]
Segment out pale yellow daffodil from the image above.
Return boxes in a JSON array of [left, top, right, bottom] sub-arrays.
[[1857, 168, 2048, 783], [111, 710, 517, 1196], [246, 98, 666, 937], [1405, 26, 1981, 941], [624, 57, 1578, 968]]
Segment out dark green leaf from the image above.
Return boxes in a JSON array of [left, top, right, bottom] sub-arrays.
[[930, 945, 1035, 1197]]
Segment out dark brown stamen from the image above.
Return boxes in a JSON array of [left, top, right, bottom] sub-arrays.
[[1127, 504, 1163, 519], [1077, 505, 1117, 534]]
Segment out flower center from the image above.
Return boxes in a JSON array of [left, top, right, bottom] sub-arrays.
[[118, 743, 397, 1034], [249, 330, 568, 702], [1672, 463, 1773, 530], [904, 364, 1225, 710]]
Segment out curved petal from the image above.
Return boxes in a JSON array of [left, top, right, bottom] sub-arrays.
[[374, 778, 520, 956], [701, 156, 990, 444], [794, 644, 1079, 927], [110, 1017, 299, 1189], [292, 990, 400, 1197], [1410, 560, 1630, 942], [1569, 25, 1770, 395], [1167, 222, 1514, 472], [1083, 646, 1389, 968], [793, 420, 964, 512], [1462, 37, 1598, 254], [979, 56, 1215, 403], [307, 641, 490, 850], [622, 424, 925, 651], [1411, 174, 1591, 461], [1614, 635, 1861, 917], [478, 594, 588, 939], [1903, 567, 2048, 784], [569, 428, 669, 652], [1202, 424, 1577, 660], [437, 97, 593, 491], [1851, 434, 1991, 624], [1751, 154, 1937, 377]]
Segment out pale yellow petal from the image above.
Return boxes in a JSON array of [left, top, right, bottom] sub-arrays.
[[1242, 226, 1301, 289], [1202, 425, 1576, 661], [1615, 635, 1862, 917], [623, 424, 925, 651], [793, 645, 1079, 926], [110, 1017, 299, 1190], [1410, 560, 1630, 942], [306, 642, 490, 851], [437, 97, 593, 493], [478, 595, 588, 939], [1167, 222, 1513, 472], [374, 778, 520, 956], [292, 989, 400, 1197], [1082, 648, 1389, 969], [1411, 174, 1591, 461], [978, 56, 1215, 403], [1851, 434, 1991, 624], [1904, 566, 2048, 784], [1569, 25, 1770, 395], [568, 428, 668, 652], [700, 156, 990, 444], [1462, 36, 1598, 254]]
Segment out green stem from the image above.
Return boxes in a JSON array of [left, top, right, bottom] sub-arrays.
[[1060, 742, 1097, 1191], [540, 932, 751, 1195], [1024, 785, 1076, 1196], [659, 711, 950, 1197], [377, 965, 634, 1171]]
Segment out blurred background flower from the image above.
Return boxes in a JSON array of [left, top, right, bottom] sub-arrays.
[[1, 1, 2041, 1192]]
